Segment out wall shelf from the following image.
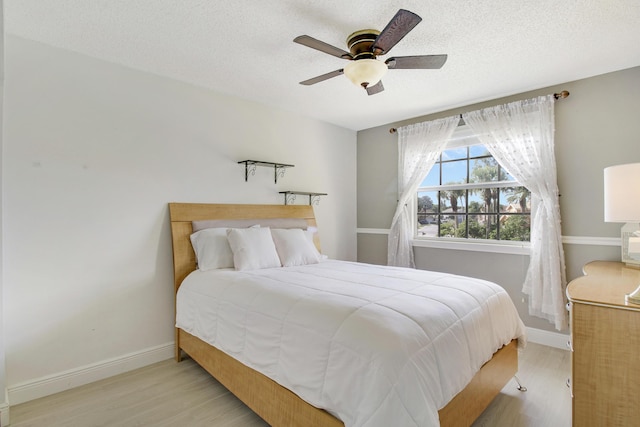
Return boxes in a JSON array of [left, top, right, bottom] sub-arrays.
[[238, 160, 294, 184], [279, 191, 327, 205]]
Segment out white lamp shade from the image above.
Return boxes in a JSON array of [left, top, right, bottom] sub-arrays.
[[604, 163, 640, 222], [343, 59, 388, 88]]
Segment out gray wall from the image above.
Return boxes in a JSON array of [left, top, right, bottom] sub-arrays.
[[357, 66, 640, 333]]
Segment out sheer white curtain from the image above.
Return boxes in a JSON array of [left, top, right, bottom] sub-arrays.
[[388, 116, 460, 267], [463, 95, 568, 330]]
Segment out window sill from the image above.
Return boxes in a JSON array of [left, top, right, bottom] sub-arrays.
[[412, 238, 530, 255], [356, 228, 619, 250]]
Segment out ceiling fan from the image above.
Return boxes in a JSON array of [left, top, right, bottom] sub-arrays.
[[294, 9, 447, 95]]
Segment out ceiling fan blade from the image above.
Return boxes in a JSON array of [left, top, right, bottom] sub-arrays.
[[366, 81, 384, 95], [294, 35, 353, 59], [371, 9, 422, 56], [386, 55, 448, 69], [299, 69, 344, 86]]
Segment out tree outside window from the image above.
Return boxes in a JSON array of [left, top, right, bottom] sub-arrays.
[[416, 145, 530, 242]]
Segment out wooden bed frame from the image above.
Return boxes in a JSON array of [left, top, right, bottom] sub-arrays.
[[169, 202, 518, 427]]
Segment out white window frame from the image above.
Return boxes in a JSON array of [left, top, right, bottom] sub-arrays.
[[412, 125, 531, 256]]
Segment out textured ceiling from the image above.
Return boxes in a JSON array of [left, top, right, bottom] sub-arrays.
[[5, 0, 640, 131]]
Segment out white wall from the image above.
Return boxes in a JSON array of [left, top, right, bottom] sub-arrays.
[[2, 35, 357, 404], [0, 2, 9, 424]]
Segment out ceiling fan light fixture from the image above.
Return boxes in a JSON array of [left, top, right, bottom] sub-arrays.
[[343, 59, 388, 88]]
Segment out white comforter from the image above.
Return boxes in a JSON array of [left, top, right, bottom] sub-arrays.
[[176, 260, 526, 427]]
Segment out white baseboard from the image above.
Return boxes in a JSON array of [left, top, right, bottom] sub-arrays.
[[525, 327, 569, 350], [0, 402, 10, 426], [8, 342, 174, 406], [5, 328, 566, 408]]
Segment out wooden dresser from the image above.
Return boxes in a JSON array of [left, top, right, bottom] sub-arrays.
[[566, 261, 640, 426]]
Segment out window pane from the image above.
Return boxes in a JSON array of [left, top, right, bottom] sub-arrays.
[[469, 157, 499, 183], [500, 187, 531, 213], [486, 215, 499, 239], [467, 214, 490, 239], [458, 213, 501, 239], [470, 188, 499, 213], [439, 216, 456, 238], [455, 218, 468, 238], [418, 191, 438, 213], [421, 164, 440, 187], [499, 167, 516, 182], [442, 147, 467, 161], [499, 190, 511, 214], [441, 160, 467, 184], [468, 192, 483, 213], [439, 191, 450, 211], [417, 191, 438, 237], [499, 215, 531, 241], [469, 145, 489, 157], [415, 142, 530, 243], [418, 222, 438, 237], [440, 190, 467, 213]]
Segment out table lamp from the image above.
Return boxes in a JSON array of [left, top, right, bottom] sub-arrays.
[[604, 162, 640, 303]]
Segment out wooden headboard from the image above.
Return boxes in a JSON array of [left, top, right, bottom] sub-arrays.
[[168, 203, 318, 294]]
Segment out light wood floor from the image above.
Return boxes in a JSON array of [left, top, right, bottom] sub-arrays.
[[9, 342, 571, 426]]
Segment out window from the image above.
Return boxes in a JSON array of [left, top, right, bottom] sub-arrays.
[[416, 139, 531, 242]]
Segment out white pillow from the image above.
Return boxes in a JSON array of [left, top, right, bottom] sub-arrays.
[[226, 227, 281, 271], [190, 228, 234, 270], [304, 229, 328, 260], [271, 228, 321, 267]]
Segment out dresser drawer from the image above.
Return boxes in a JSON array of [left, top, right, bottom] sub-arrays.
[[571, 301, 640, 426], [567, 261, 640, 427]]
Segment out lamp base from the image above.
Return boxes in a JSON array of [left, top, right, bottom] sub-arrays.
[[625, 284, 640, 304], [621, 223, 640, 267]]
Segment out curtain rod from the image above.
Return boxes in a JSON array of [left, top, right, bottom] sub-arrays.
[[388, 90, 570, 134]]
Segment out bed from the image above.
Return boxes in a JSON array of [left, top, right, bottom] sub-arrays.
[[169, 202, 526, 427]]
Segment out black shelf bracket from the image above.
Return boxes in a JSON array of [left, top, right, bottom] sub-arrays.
[[279, 191, 327, 206], [238, 160, 294, 184]]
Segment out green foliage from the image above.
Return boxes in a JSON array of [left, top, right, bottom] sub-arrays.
[[439, 221, 456, 237], [441, 187, 465, 214], [465, 219, 489, 239], [417, 149, 531, 242], [468, 201, 483, 213], [500, 215, 531, 241], [470, 158, 499, 183], [454, 222, 467, 238], [418, 195, 434, 211]]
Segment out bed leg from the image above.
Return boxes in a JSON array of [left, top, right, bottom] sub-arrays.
[[513, 375, 527, 392], [175, 328, 182, 362]]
